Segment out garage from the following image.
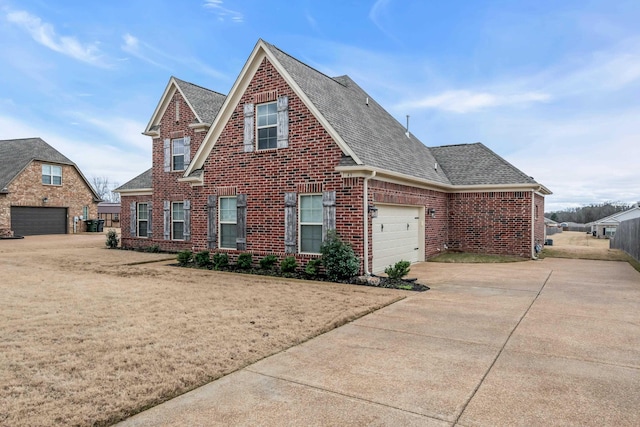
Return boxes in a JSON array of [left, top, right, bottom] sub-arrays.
[[372, 204, 423, 273], [10, 206, 67, 236]]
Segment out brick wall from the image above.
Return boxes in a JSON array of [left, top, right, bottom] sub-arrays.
[[448, 191, 533, 257], [534, 192, 545, 246], [0, 161, 97, 235]]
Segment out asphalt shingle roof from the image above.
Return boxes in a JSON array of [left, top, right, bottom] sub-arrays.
[[265, 42, 450, 185], [115, 168, 152, 191], [430, 143, 538, 186], [0, 138, 75, 191], [173, 77, 226, 124]]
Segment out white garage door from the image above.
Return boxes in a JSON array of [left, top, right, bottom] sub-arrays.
[[372, 205, 422, 273]]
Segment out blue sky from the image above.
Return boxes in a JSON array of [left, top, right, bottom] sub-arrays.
[[1, 0, 638, 211]]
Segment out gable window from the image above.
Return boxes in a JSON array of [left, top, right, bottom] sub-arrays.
[[300, 194, 323, 253], [257, 102, 277, 150], [172, 202, 184, 240], [42, 164, 62, 185], [138, 203, 149, 238], [172, 138, 185, 171], [219, 196, 237, 249]]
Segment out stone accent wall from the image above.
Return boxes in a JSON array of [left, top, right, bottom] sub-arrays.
[[447, 191, 533, 257], [0, 161, 97, 235]]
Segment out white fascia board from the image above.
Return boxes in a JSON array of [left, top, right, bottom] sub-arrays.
[[115, 188, 153, 196]]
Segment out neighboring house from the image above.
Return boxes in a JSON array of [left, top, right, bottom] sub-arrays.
[[116, 39, 551, 274], [98, 202, 121, 228], [544, 217, 561, 236], [0, 138, 101, 237], [590, 204, 640, 238]]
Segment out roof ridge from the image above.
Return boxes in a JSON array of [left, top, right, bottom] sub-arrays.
[[262, 41, 349, 88], [173, 76, 226, 97]]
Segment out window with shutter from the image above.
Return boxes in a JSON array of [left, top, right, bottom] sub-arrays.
[[172, 202, 185, 240], [183, 200, 191, 241], [207, 196, 217, 249], [219, 196, 237, 249], [163, 139, 171, 172], [163, 201, 170, 240], [130, 202, 137, 237], [172, 138, 185, 171], [276, 96, 289, 148], [284, 192, 297, 253], [243, 103, 254, 152], [257, 102, 277, 150], [300, 194, 323, 253], [137, 203, 149, 238], [236, 194, 247, 250]]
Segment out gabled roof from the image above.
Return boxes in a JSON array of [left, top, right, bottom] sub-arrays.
[[144, 76, 226, 135], [184, 39, 548, 194], [430, 143, 540, 186], [115, 168, 152, 192], [0, 137, 100, 199], [592, 205, 640, 225]]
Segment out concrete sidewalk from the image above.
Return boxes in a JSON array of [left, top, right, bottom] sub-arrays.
[[118, 258, 640, 426]]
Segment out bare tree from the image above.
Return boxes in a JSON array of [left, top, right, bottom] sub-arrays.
[[92, 176, 121, 203]]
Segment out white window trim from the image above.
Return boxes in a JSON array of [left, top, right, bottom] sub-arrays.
[[42, 164, 62, 186], [172, 202, 185, 240], [256, 101, 277, 151], [299, 194, 323, 254], [172, 138, 185, 171], [219, 196, 237, 249], [138, 203, 149, 238]]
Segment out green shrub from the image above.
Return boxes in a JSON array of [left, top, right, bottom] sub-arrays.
[[145, 244, 160, 253], [280, 256, 298, 273], [212, 252, 229, 270], [105, 229, 119, 249], [304, 258, 322, 277], [260, 254, 278, 270], [385, 260, 411, 280], [237, 253, 253, 269], [194, 250, 211, 268], [177, 250, 193, 266], [320, 230, 360, 282]]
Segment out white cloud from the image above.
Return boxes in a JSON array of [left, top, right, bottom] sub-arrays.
[[203, 0, 244, 23], [121, 33, 226, 79], [6, 10, 108, 67], [398, 90, 551, 113]]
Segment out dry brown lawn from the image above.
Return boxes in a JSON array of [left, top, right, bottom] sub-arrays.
[[542, 230, 629, 261], [0, 234, 402, 427]]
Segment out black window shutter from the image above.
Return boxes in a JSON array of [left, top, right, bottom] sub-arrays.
[[322, 191, 336, 241], [236, 194, 247, 250], [207, 195, 217, 249], [284, 192, 297, 253], [243, 103, 254, 152], [277, 96, 289, 148]]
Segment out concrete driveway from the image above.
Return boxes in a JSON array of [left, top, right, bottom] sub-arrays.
[[118, 258, 640, 426]]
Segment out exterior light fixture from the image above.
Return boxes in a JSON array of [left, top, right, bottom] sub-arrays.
[[42, 197, 48, 203], [368, 204, 378, 218], [428, 208, 436, 218]]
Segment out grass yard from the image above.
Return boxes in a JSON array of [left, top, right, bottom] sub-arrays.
[[0, 234, 402, 426]]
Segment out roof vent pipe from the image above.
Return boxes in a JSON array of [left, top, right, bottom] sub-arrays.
[[366, 97, 369, 106], [405, 115, 410, 138]]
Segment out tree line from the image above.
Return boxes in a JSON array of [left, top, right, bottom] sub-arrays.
[[545, 202, 636, 224]]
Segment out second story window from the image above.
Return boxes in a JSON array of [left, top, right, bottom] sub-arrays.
[[172, 138, 185, 171], [257, 102, 277, 150], [42, 164, 62, 185]]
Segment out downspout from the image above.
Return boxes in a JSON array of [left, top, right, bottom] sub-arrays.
[[531, 190, 536, 259], [363, 171, 376, 275]]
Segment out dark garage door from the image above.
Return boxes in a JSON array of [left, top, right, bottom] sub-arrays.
[[11, 206, 67, 236]]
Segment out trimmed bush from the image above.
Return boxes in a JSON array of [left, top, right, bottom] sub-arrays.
[[320, 230, 360, 282], [105, 229, 119, 249], [145, 244, 160, 253], [237, 253, 253, 270], [212, 252, 229, 270], [304, 258, 322, 277], [280, 256, 298, 273], [260, 254, 278, 270], [177, 250, 193, 267], [384, 260, 411, 280], [194, 250, 211, 268]]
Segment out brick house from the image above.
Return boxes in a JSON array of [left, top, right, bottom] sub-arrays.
[[0, 138, 101, 237], [116, 40, 551, 273]]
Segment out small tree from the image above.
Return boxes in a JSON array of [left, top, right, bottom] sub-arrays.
[[105, 229, 119, 249], [320, 230, 359, 282]]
